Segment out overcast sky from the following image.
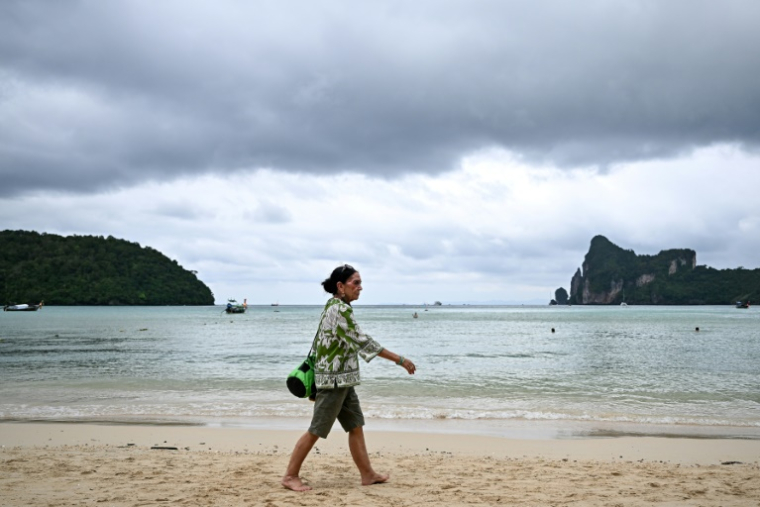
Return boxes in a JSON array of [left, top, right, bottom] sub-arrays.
[[2, 0, 759, 304]]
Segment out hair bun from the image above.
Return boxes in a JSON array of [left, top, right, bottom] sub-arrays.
[[321, 264, 356, 294]]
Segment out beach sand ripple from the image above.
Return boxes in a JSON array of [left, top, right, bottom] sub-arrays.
[[2, 444, 759, 507]]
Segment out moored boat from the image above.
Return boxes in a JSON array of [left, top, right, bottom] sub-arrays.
[[225, 299, 247, 314], [4, 301, 44, 312]]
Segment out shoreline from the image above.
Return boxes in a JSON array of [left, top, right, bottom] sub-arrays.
[[2, 421, 760, 465], [3, 415, 759, 441]]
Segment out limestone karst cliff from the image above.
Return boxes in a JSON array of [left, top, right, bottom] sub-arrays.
[[565, 235, 758, 305]]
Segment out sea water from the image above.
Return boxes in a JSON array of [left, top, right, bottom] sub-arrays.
[[1, 305, 759, 439]]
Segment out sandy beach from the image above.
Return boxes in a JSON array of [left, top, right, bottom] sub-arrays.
[[1, 422, 759, 506]]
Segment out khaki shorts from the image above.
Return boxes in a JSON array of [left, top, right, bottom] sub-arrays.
[[308, 386, 365, 439]]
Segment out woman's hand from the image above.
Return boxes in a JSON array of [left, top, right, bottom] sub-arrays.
[[400, 358, 416, 375], [379, 349, 416, 375]]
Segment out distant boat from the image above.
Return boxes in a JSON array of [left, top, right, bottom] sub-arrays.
[[225, 299, 247, 314], [4, 301, 44, 312], [271, 302, 279, 306], [620, 302, 628, 307], [736, 301, 750, 309]]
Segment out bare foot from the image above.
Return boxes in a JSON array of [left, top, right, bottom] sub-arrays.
[[282, 475, 312, 492], [361, 472, 390, 486]]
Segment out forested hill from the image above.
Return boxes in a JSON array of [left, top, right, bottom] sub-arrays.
[[1, 230, 214, 306], [564, 235, 760, 305]]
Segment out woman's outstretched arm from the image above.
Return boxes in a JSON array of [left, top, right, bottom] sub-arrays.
[[378, 349, 416, 375]]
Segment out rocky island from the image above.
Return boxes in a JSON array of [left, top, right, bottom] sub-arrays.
[[558, 235, 759, 305]]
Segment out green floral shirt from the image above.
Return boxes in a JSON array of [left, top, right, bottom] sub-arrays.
[[314, 297, 384, 389]]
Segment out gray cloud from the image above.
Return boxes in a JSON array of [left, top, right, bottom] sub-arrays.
[[2, 0, 760, 198], [249, 201, 292, 224], [152, 201, 205, 221]]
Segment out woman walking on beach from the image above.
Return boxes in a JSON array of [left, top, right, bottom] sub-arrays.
[[282, 264, 417, 492]]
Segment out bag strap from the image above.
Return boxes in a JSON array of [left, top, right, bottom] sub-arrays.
[[308, 303, 329, 357], [307, 329, 319, 357]]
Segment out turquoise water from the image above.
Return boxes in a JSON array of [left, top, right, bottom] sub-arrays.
[[1, 305, 759, 437]]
